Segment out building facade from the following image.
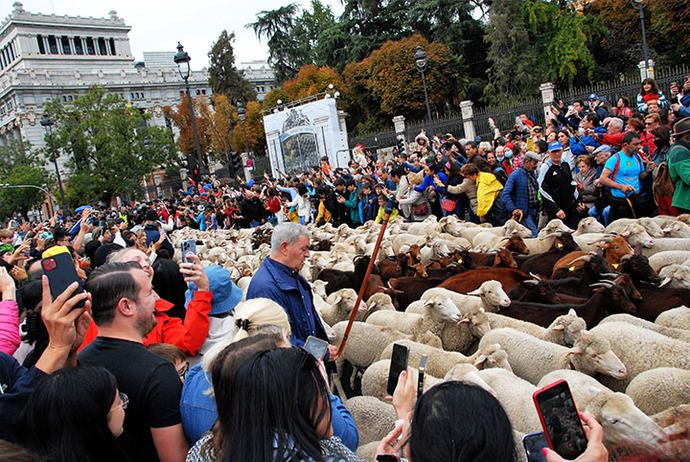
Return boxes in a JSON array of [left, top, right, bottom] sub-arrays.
[[0, 2, 211, 175], [238, 60, 277, 102]]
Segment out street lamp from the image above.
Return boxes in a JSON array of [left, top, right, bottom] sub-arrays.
[[40, 114, 70, 218], [174, 42, 204, 181], [414, 45, 433, 127], [631, 0, 650, 78], [237, 102, 250, 162]]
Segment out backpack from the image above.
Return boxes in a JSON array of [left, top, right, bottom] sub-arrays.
[[653, 162, 675, 197]]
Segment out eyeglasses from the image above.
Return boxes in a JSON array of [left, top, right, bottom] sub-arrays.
[[177, 361, 190, 378]]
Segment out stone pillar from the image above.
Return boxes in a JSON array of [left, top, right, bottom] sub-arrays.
[[460, 101, 475, 141], [638, 60, 655, 80], [540, 82, 556, 125], [392, 115, 406, 153]]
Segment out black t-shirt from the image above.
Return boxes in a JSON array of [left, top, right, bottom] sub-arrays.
[[79, 337, 182, 462]]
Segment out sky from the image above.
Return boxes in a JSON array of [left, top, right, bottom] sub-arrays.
[[1, 0, 343, 70]]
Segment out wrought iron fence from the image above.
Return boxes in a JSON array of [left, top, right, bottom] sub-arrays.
[[473, 97, 545, 141]]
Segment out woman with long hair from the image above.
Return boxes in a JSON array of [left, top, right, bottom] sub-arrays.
[[637, 78, 668, 112], [19, 366, 130, 462]]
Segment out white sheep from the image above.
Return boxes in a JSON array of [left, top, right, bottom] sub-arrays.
[[641, 238, 690, 258], [650, 404, 690, 460], [478, 328, 627, 385], [379, 340, 511, 379], [589, 321, 690, 391], [422, 281, 511, 313], [606, 217, 665, 238], [658, 264, 690, 289], [365, 311, 423, 336], [537, 369, 667, 452], [648, 250, 690, 272], [625, 367, 690, 416], [600, 313, 690, 343], [661, 221, 690, 238], [343, 396, 397, 445], [655, 306, 690, 330], [360, 359, 443, 402], [573, 217, 606, 235], [486, 309, 587, 346], [475, 367, 541, 434], [315, 288, 367, 327], [355, 441, 379, 462]]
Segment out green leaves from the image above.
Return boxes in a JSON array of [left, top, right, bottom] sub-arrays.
[[208, 30, 257, 103]]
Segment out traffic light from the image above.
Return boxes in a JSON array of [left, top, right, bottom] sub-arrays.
[[396, 137, 406, 154], [186, 155, 199, 182], [230, 152, 242, 174]]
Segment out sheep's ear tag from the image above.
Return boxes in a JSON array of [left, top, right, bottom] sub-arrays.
[[568, 265, 576, 272], [556, 242, 563, 249], [612, 263, 619, 269], [457, 257, 463, 264]]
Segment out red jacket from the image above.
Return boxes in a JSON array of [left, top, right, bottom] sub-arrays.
[[77, 292, 212, 355], [598, 130, 656, 156]]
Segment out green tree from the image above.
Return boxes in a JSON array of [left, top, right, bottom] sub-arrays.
[[43, 86, 178, 205], [0, 139, 47, 219], [208, 30, 257, 103]]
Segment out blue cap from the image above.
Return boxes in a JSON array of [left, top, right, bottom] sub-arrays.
[[185, 265, 242, 315], [548, 141, 563, 152], [588, 93, 599, 100]]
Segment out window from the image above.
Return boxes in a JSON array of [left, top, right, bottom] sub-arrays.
[[109, 38, 116, 55], [37, 35, 45, 54], [97, 37, 107, 55], [47, 35, 58, 54], [86, 37, 95, 55], [61, 36, 71, 55], [8, 42, 15, 61], [201, 89, 206, 95], [67, 95, 73, 102], [73, 36, 83, 55]]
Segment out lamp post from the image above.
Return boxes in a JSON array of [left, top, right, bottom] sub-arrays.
[[237, 102, 250, 162], [40, 114, 69, 217], [414, 45, 433, 127], [631, 0, 650, 78], [174, 42, 204, 181]]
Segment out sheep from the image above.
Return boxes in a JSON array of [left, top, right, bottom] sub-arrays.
[[600, 313, 690, 343], [655, 306, 690, 330], [537, 369, 667, 453], [575, 225, 655, 251], [315, 288, 367, 327], [648, 250, 690, 272], [360, 359, 444, 402], [651, 404, 690, 460], [573, 216, 606, 235], [356, 441, 380, 462], [661, 220, 690, 238], [422, 281, 511, 314], [344, 396, 397, 445], [475, 368, 541, 434], [606, 217, 665, 238], [359, 292, 396, 321], [486, 309, 587, 346], [589, 321, 690, 391], [404, 300, 425, 315], [478, 328, 627, 385], [419, 239, 451, 264], [365, 311, 423, 336], [658, 264, 690, 289], [379, 340, 511, 379], [625, 367, 690, 416], [641, 238, 690, 258]]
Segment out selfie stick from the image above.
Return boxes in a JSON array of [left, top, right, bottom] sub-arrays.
[[332, 198, 395, 360]]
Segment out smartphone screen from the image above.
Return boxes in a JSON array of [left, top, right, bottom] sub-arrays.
[[387, 343, 410, 396], [304, 336, 328, 360], [533, 380, 587, 459], [41, 252, 85, 309], [523, 432, 548, 462], [181, 239, 197, 264], [417, 354, 427, 399]]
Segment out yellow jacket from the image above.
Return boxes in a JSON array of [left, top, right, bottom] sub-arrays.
[[476, 172, 503, 217], [316, 200, 332, 224]]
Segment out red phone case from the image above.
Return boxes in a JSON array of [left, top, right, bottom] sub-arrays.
[[532, 379, 586, 456]]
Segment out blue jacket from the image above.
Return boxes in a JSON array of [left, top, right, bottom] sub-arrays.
[[570, 126, 606, 156], [0, 353, 46, 442], [180, 363, 359, 450], [143, 223, 174, 257], [502, 167, 538, 214], [246, 257, 328, 351]]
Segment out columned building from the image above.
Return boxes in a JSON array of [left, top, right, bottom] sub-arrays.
[[238, 60, 277, 102], [0, 2, 211, 175]]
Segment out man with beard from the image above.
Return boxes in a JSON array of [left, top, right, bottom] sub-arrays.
[[79, 262, 189, 462]]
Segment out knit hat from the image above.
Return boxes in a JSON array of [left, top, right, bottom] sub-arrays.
[[185, 265, 242, 315]]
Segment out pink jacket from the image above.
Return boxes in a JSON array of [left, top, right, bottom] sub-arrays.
[[0, 300, 21, 355]]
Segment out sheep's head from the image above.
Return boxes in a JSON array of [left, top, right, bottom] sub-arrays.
[[423, 295, 462, 323], [659, 264, 690, 289], [577, 217, 606, 234], [570, 330, 627, 379], [327, 288, 367, 314], [621, 224, 655, 248], [538, 219, 573, 238], [661, 221, 690, 238], [584, 389, 667, 451], [366, 292, 396, 313], [548, 309, 586, 346], [467, 280, 511, 309], [444, 363, 497, 397], [503, 219, 533, 238], [459, 308, 491, 337], [473, 343, 513, 373]]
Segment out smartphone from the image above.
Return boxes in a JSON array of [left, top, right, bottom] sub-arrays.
[[417, 354, 428, 399], [41, 252, 85, 309], [304, 335, 329, 360], [387, 343, 410, 396], [533, 380, 587, 459], [523, 432, 549, 462], [180, 239, 196, 264]]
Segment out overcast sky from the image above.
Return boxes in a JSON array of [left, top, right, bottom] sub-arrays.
[[1, 0, 343, 69]]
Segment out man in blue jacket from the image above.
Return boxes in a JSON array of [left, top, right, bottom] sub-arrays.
[[501, 151, 541, 237], [246, 223, 335, 358]]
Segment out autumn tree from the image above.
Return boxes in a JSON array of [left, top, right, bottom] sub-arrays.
[[163, 95, 214, 169], [282, 65, 344, 100], [43, 86, 177, 205], [232, 101, 265, 156], [208, 30, 256, 103]]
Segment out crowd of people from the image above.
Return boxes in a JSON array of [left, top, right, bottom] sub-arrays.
[[0, 76, 689, 462]]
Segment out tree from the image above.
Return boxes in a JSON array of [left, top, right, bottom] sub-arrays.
[[43, 86, 178, 205], [233, 101, 265, 156], [208, 30, 256, 103], [163, 94, 214, 170], [282, 65, 344, 100], [0, 139, 46, 219]]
